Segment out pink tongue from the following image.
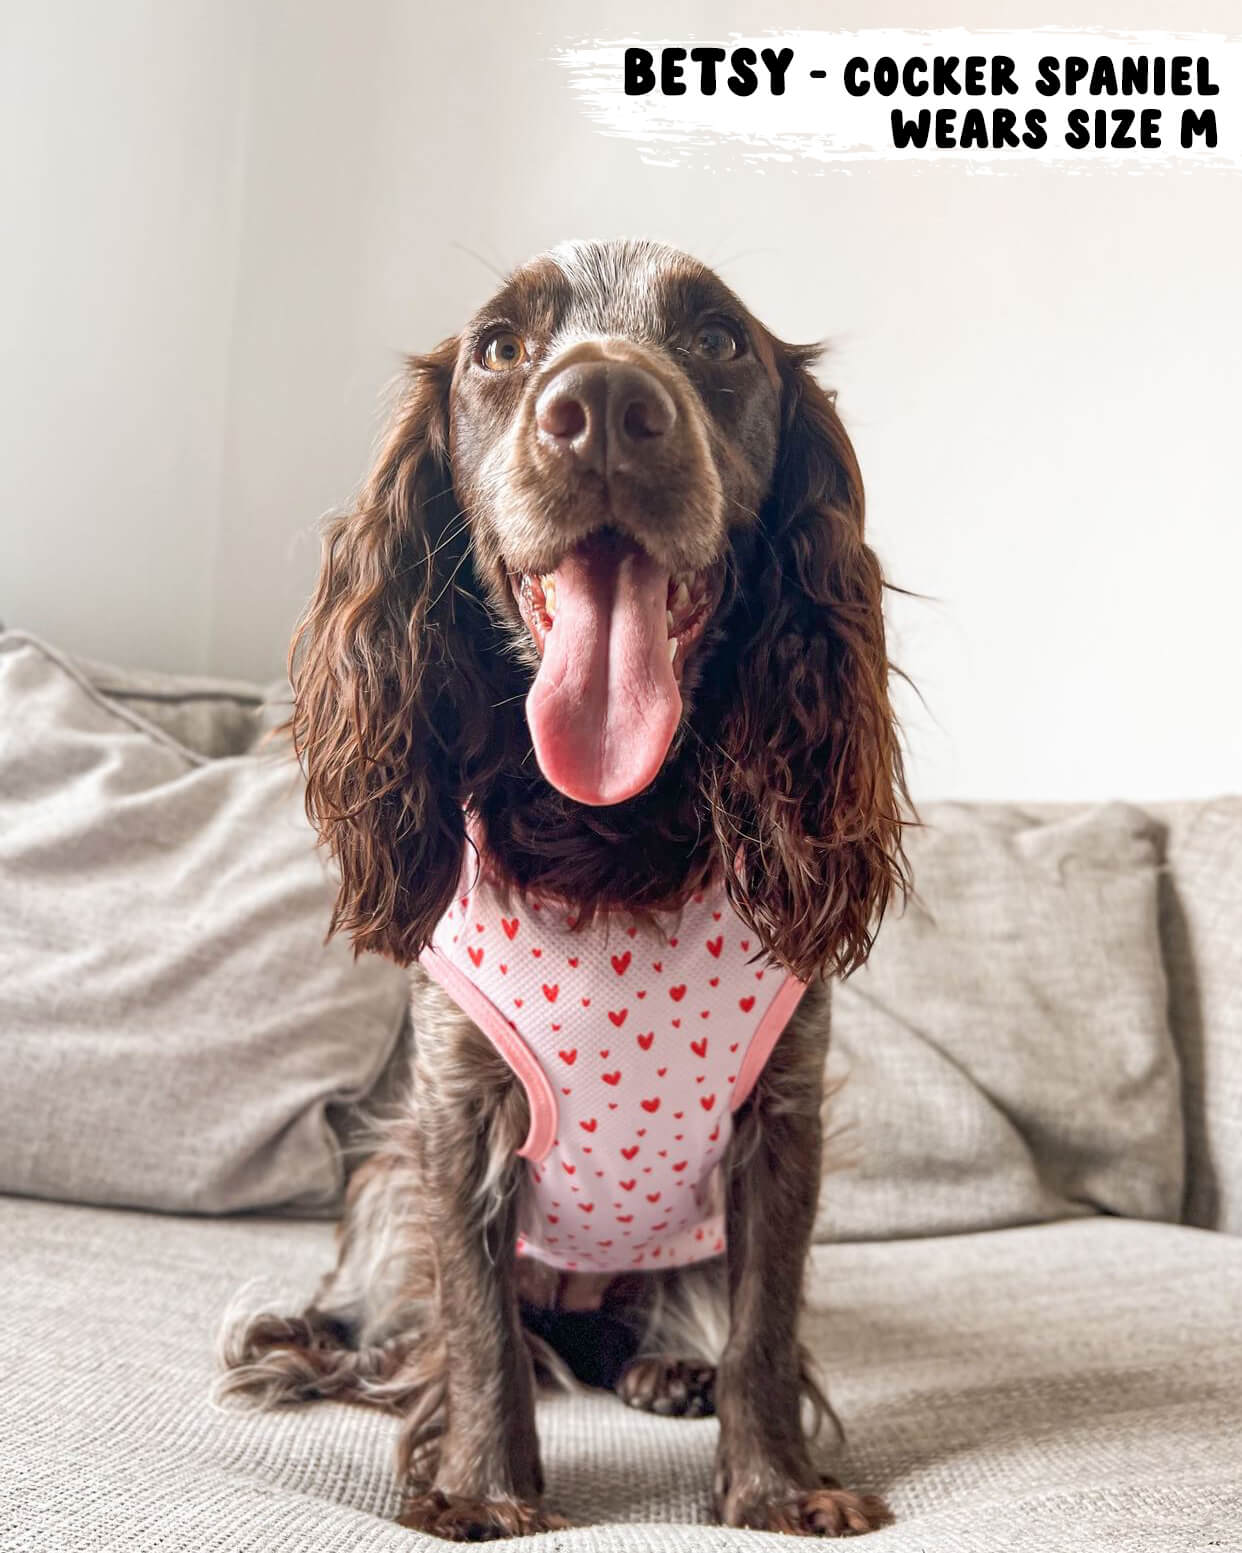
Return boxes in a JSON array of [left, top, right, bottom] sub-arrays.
[[527, 538, 680, 806]]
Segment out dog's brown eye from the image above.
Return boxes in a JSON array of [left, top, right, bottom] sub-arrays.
[[481, 331, 527, 372], [692, 322, 742, 362]]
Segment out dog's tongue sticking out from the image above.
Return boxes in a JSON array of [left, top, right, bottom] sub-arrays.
[[527, 535, 680, 807]]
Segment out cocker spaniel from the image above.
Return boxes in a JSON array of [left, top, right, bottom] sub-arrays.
[[219, 239, 908, 1539]]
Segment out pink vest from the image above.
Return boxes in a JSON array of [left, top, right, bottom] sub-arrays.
[[420, 857, 805, 1273]]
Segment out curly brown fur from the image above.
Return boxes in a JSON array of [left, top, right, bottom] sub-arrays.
[[219, 239, 908, 1537]]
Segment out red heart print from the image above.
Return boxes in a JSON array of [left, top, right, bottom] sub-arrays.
[[561, 1087, 571, 1095], [669, 985, 686, 1002], [602, 1071, 621, 1086], [652, 1221, 668, 1231], [657, 1066, 668, 1077], [637, 1032, 654, 1050], [562, 1162, 576, 1175], [608, 1102, 617, 1110], [729, 1042, 738, 1052], [641, 1097, 660, 1113], [547, 1214, 558, 1223], [626, 926, 637, 937], [673, 1111, 683, 1120], [709, 1122, 720, 1142], [652, 961, 662, 973], [502, 917, 520, 940], [580, 1118, 597, 1133], [755, 971, 764, 981], [619, 1179, 635, 1191], [618, 1213, 633, 1223], [459, 897, 468, 910], [558, 1049, 577, 1065], [599, 1048, 609, 1058], [739, 995, 755, 1013], [581, 997, 591, 1007], [700, 1093, 716, 1110], [532, 948, 542, 958], [740, 940, 750, 951], [542, 984, 559, 1003], [658, 1149, 667, 1157], [611, 951, 631, 975], [706, 936, 723, 958], [499, 964, 508, 975], [607, 1008, 627, 1027], [621, 1145, 639, 1160], [646, 1191, 661, 1203], [598, 1240, 613, 1248], [475, 924, 484, 933], [567, 956, 579, 967], [669, 937, 679, 947], [673, 1160, 688, 1172], [637, 1128, 646, 1136], [712, 911, 722, 922], [700, 1011, 710, 1020], [578, 1202, 594, 1213], [514, 998, 523, 1008], [467, 946, 484, 967], [671, 1018, 681, 1028], [637, 990, 647, 999]]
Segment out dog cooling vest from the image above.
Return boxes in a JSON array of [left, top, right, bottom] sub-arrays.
[[420, 856, 805, 1273]]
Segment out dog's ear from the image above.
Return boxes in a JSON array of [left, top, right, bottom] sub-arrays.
[[290, 340, 505, 963], [710, 345, 910, 981]]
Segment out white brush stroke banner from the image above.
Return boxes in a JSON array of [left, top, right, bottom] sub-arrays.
[[556, 29, 1242, 171]]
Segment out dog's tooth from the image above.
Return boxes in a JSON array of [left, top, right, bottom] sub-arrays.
[[667, 637, 678, 661], [666, 610, 675, 635]]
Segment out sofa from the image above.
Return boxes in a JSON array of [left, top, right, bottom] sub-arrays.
[[2, 625, 1240, 1552]]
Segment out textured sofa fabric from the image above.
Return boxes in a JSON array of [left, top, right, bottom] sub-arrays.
[[0, 631, 409, 1214], [1157, 796, 1242, 1233], [5, 1196, 1241, 1553]]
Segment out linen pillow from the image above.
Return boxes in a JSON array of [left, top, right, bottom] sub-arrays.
[[817, 801, 1184, 1241], [0, 630, 409, 1215], [1158, 796, 1242, 1233]]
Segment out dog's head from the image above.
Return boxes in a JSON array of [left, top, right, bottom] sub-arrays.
[[293, 240, 907, 978]]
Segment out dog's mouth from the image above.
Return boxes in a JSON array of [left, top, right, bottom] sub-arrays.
[[510, 532, 718, 808]]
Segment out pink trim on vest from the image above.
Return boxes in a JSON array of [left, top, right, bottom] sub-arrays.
[[729, 975, 808, 1111], [419, 947, 558, 1162]]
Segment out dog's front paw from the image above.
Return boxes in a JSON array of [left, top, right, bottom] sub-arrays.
[[617, 1355, 716, 1417], [398, 1489, 570, 1541], [716, 1470, 890, 1537]]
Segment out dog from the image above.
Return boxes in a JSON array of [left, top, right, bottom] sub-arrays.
[[218, 239, 909, 1539]]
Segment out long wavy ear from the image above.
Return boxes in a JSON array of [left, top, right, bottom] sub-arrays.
[[710, 345, 910, 981], [290, 340, 507, 964]]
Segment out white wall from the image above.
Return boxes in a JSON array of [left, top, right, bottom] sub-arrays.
[[3, 0, 1239, 800]]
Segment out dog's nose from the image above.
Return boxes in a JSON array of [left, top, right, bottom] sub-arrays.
[[535, 361, 676, 475]]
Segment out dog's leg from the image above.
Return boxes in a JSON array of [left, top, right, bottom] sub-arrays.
[[713, 988, 889, 1536], [613, 1259, 726, 1417], [397, 994, 568, 1541]]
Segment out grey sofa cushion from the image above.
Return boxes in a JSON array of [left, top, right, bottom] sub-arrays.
[[818, 801, 1184, 1241], [0, 630, 409, 1214], [5, 1195, 1240, 1551], [1158, 795, 1242, 1233]]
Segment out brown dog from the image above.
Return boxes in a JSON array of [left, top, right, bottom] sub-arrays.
[[218, 239, 908, 1539]]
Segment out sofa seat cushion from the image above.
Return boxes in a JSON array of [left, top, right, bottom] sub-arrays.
[[5, 1196, 1239, 1551]]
